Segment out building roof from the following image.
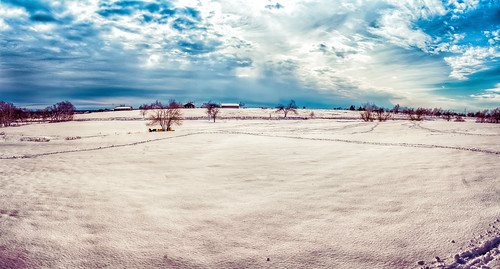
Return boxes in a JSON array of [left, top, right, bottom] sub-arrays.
[[114, 106, 133, 110]]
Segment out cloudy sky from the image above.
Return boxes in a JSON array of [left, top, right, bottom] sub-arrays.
[[1, 0, 499, 110]]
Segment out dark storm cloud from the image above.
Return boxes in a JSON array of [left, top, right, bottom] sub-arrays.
[[182, 7, 201, 20], [98, 8, 134, 17], [177, 39, 221, 55], [62, 23, 99, 41], [142, 14, 153, 23], [172, 17, 198, 31], [29, 13, 57, 22], [160, 8, 176, 16], [98, 1, 177, 17], [114, 1, 144, 8], [265, 3, 284, 10], [3, 0, 61, 24], [2, 0, 50, 13], [145, 3, 160, 13]]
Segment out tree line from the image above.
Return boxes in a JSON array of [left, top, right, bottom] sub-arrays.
[[354, 103, 500, 123], [3, 98, 497, 129], [0, 101, 75, 127]]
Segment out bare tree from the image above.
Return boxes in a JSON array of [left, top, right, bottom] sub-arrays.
[[391, 104, 400, 114], [204, 102, 220, 122], [139, 103, 150, 119], [360, 103, 376, 122], [276, 100, 298, 118], [0, 101, 17, 127], [147, 100, 183, 131], [491, 108, 500, 123], [309, 111, 315, 119]]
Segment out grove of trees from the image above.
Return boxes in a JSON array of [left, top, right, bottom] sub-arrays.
[[360, 103, 391, 122], [0, 101, 75, 127], [47, 101, 75, 122], [355, 103, 499, 123]]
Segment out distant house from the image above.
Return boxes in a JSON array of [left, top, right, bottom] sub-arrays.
[[114, 106, 133, 111], [221, 103, 240, 109], [184, 102, 195, 109]]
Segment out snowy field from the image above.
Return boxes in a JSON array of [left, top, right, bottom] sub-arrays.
[[0, 109, 499, 268]]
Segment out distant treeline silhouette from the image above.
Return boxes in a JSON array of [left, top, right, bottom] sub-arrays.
[[0, 101, 75, 127], [1, 99, 499, 127], [353, 103, 499, 123]]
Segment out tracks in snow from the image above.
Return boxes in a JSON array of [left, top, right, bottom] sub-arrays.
[[351, 123, 379, 134], [412, 122, 500, 137], [1, 130, 499, 160], [211, 131, 500, 155], [0, 132, 205, 160]]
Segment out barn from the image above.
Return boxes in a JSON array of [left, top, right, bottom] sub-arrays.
[[184, 102, 196, 109], [221, 103, 240, 109], [114, 106, 133, 111]]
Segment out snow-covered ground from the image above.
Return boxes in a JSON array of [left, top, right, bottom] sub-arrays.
[[0, 109, 499, 268]]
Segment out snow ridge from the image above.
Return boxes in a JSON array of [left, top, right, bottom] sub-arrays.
[[419, 219, 500, 268]]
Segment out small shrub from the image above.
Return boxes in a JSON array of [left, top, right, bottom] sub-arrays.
[[360, 103, 377, 122], [408, 108, 427, 121], [360, 111, 374, 122], [375, 108, 391, 122], [20, 137, 50, 142], [454, 115, 465, 122]]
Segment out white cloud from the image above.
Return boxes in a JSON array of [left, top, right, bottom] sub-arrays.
[[468, 83, 500, 106], [368, 0, 448, 53], [469, 93, 500, 103], [444, 47, 500, 80], [369, 9, 433, 52], [0, 18, 10, 31], [486, 84, 500, 93], [0, 4, 28, 18], [447, 0, 481, 14], [484, 29, 500, 46]]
